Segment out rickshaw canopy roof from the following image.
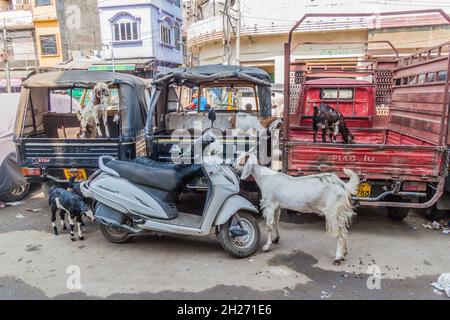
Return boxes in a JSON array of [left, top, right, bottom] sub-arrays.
[[23, 70, 148, 89], [22, 71, 149, 138], [152, 64, 272, 87]]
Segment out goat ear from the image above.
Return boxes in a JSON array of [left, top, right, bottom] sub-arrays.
[[240, 154, 256, 180], [240, 160, 252, 180]]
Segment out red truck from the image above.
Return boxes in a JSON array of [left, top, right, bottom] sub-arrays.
[[282, 12, 450, 221]]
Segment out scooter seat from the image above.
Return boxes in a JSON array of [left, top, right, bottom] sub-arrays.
[[106, 160, 179, 192]]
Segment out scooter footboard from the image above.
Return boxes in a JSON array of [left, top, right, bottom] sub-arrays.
[[95, 203, 142, 233]]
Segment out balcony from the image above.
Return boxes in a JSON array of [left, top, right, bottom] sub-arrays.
[[0, 4, 31, 11], [0, 8, 33, 29]]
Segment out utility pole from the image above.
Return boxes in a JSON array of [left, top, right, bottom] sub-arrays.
[[111, 41, 115, 72], [2, 18, 11, 93], [222, 0, 241, 66], [235, 0, 241, 66]]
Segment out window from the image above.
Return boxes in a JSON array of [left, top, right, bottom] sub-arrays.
[[408, 75, 417, 85], [322, 89, 338, 99], [113, 21, 139, 42], [437, 70, 447, 82], [321, 88, 353, 100], [40, 35, 57, 55], [198, 86, 258, 111], [160, 24, 172, 46], [395, 78, 402, 86], [339, 89, 353, 100], [173, 22, 181, 50], [426, 73, 435, 83], [418, 74, 426, 84], [35, 0, 51, 6]]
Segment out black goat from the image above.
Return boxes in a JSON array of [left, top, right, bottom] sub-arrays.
[[312, 103, 354, 144], [49, 187, 95, 241]]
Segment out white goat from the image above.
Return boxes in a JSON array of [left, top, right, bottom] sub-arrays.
[[230, 113, 283, 136], [77, 82, 111, 138], [236, 154, 360, 265]]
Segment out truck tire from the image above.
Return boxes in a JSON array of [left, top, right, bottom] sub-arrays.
[[218, 212, 260, 258], [0, 183, 30, 202], [386, 207, 409, 221], [100, 224, 131, 244], [422, 206, 448, 221]]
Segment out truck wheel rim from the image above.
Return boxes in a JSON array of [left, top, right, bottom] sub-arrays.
[[11, 185, 27, 196], [230, 218, 255, 249]]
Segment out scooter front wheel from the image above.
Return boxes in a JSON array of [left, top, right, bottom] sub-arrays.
[[100, 224, 131, 244], [218, 212, 260, 258]]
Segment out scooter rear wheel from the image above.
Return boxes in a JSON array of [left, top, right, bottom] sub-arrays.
[[218, 212, 260, 258], [100, 224, 131, 244]]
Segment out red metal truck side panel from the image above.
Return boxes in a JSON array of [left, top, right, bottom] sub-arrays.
[[287, 140, 443, 182]]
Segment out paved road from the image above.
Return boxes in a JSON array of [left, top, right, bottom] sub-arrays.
[[0, 186, 449, 300]]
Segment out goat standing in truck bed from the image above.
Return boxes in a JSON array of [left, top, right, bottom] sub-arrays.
[[235, 153, 360, 265], [313, 103, 354, 144], [77, 82, 111, 138], [49, 187, 95, 241]]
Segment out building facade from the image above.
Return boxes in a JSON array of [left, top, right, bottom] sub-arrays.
[[185, 0, 450, 84], [31, 0, 63, 69], [95, 0, 183, 77], [0, 0, 37, 92], [55, 0, 102, 61]]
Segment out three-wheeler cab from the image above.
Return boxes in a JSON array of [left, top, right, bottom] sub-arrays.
[[14, 71, 150, 184]]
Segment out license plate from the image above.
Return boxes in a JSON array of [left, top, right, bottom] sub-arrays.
[[357, 182, 371, 198], [63, 168, 87, 181]]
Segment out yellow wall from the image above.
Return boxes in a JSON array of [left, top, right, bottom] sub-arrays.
[[368, 25, 450, 55], [34, 20, 63, 68], [31, 0, 63, 68]]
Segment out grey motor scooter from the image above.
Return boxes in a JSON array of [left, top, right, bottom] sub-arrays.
[[81, 127, 261, 258]]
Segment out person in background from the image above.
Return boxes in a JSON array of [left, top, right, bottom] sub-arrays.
[[192, 89, 207, 111]]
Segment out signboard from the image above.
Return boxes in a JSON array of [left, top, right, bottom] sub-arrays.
[[88, 64, 136, 71], [294, 44, 366, 58]]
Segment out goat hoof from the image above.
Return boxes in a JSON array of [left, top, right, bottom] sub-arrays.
[[53, 228, 58, 236], [262, 245, 271, 252], [63, 225, 67, 231], [333, 258, 345, 266], [80, 222, 85, 227], [272, 237, 280, 244], [79, 236, 85, 241], [71, 237, 76, 242]]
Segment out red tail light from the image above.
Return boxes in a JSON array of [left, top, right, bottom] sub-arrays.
[[21, 167, 41, 176], [402, 181, 427, 192]]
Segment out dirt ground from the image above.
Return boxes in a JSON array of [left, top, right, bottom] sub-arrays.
[[0, 186, 449, 300]]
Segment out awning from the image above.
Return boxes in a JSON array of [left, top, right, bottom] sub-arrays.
[[0, 70, 34, 87], [52, 59, 97, 70], [89, 58, 154, 71]]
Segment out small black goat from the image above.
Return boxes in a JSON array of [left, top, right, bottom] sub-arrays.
[[49, 187, 95, 241], [313, 103, 354, 144]]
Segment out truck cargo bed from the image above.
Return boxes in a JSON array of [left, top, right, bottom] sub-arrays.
[[287, 127, 445, 182]]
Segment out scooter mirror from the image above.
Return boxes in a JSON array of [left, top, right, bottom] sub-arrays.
[[208, 108, 216, 128]]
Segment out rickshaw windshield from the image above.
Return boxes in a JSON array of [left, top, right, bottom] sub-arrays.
[[198, 86, 259, 112]]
